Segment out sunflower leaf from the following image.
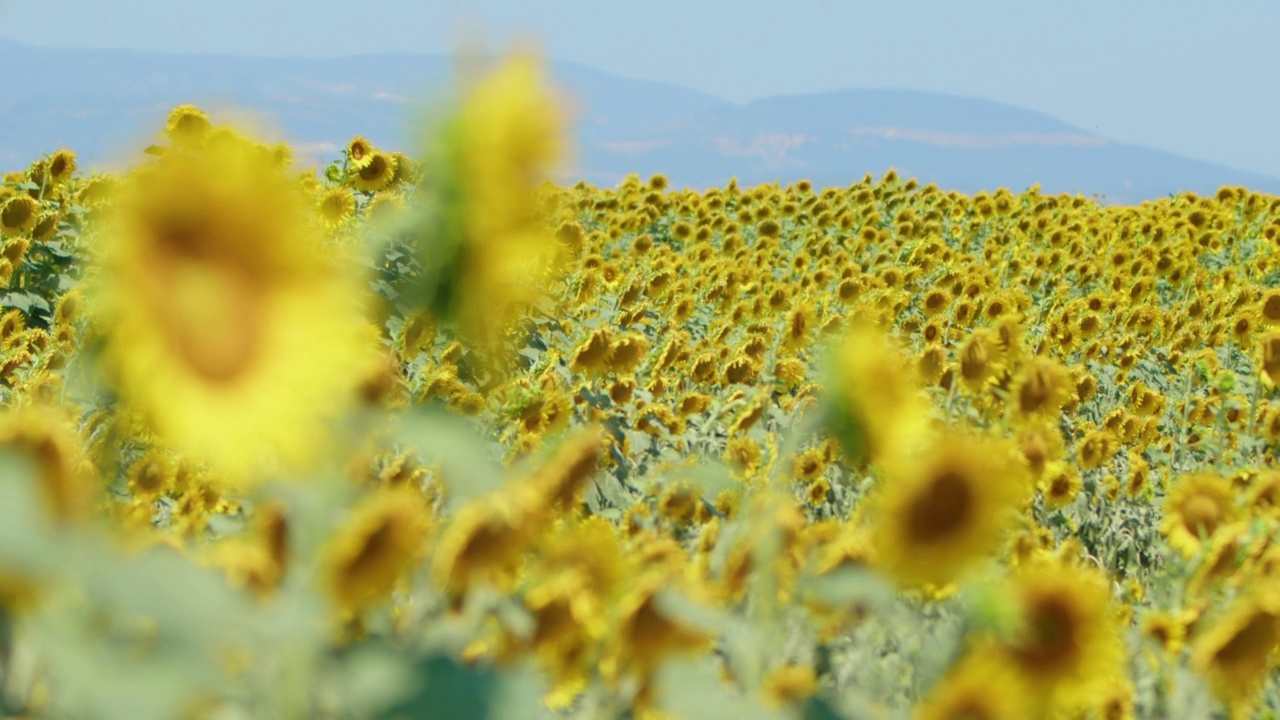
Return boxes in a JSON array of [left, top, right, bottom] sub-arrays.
[[392, 408, 505, 506]]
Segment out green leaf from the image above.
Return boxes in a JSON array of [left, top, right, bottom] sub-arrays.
[[327, 644, 417, 718], [802, 696, 847, 720], [0, 450, 58, 570], [653, 658, 784, 720], [378, 654, 497, 720], [798, 566, 896, 611], [391, 407, 506, 506]]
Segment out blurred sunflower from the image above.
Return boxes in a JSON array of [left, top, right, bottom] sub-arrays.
[[601, 568, 715, 687], [1009, 355, 1071, 421], [999, 560, 1123, 714], [872, 428, 1030, 588], [913, 651, 1028, 720], [822, 319, 928, 466], [1, 195, 39, 238], [398, 49, 569, 380], [322, 486, 432, 617], [432, 484, 545, 598], [1191, 583, 1280, 718], [1161, 472, 1238, 558], [89, 129, 376, 486], [317, 186, 356, 230], [0, 403, 96, 523]]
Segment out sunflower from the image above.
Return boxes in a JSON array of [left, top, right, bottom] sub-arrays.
[[823, 319, 928, 466], [912, 651, 1029, 720], [601, 568, 715, 687], [349, 151, 398, 193], [1014, 422, 1062, 479], [1161, 472, 1238, 558], [0, 403, 96, 523], [1260, 330, 1280, 389], [89, 128, 375, 486], [1188, 522, 1249, 596], [999, 560, 1123, 713], [432, 484, 545, 598], [398, 56, 566, 383], [76, 173, 121, 209], [1, 195, 39, 237], [316, 186, 356, 230], [346, 135, 375, 170], [872, 428, 1030, 588], [569, 329, 612, 377], [126, 450, 173, 500], [1, 237, 30, 268], [526, 515, 626, 645], [164, 104, 212, 145], [1039, 461, 1081, 509], [1191, 584, 1280, 718], [605, 333, 650, 375], [387, 151, 418, 186], [519, 425, 605, 512], [1260, 289, 1280, 326], [1076, 428, 1118, 471], [957, 328, 996, 393], [1009, 355, 1071, 420], [322, 486, 432, 616]]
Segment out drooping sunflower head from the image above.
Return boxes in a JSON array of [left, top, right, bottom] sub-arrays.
[[912, 650, 1029, 720], [164, 104, 212, 146], [47, 149, 77, 186], [322, 486, 433, 617], [0, 195, 39, 238]]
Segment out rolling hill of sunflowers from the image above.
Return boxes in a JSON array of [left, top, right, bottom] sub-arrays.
[[4, 49, 1280, 720]]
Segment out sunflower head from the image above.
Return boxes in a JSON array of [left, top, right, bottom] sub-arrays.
[[349, 151, 398, 193], [322, 487, 433, 616], [47, 149, 77, 186], [1161, 472, 1238, 558], [872, 428, 1031, 588], [91, 126, 373, 487], [1000, 560, 1124, 712], [164, 104, 212, 146], [0, 403, 97, 523], [822, 319, 927, 467], [346, 135, 375, 169], [1191, 583, 1280, 717]]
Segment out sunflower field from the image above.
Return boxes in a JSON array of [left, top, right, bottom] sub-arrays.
[[3, 48, 1280, 720]]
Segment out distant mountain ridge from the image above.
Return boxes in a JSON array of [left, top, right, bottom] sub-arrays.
[[3, 38, 1279, 203]]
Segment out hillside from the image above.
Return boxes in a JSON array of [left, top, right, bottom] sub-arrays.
[[3, 39, 1278, 202]]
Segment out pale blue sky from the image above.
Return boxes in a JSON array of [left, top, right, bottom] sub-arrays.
[[2, 0, 1278, 177]]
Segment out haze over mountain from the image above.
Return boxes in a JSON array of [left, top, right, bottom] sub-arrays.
[[3, 39, 1278, 204]]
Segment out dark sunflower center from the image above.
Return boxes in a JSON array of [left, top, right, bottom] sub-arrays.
[[1013, 596, 1078, 674], [1182, 495, 1222, 537], [905, 470, 974, 545], [1213, 611, 1279, 666]]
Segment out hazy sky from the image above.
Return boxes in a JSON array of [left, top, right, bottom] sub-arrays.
[[2, 0, 1278, 177]]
